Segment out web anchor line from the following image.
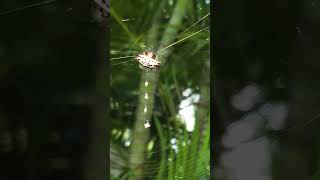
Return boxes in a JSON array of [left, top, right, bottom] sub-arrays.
[[110, 12, 210, 67]]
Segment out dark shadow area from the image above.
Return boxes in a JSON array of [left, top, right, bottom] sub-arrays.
[[213, 0, 320, 179], [0, 1, 108, 180]]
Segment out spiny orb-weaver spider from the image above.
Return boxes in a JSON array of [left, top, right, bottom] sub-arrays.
[[135, 51, 161, 70]]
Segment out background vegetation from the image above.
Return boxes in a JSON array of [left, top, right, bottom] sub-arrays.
[[110, 0, 210, 179]]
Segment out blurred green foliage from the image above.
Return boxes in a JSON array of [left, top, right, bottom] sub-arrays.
[[110, 0, 210, 179]]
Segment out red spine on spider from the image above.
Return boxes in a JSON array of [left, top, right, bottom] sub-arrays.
[[135, 51, 161, 70]]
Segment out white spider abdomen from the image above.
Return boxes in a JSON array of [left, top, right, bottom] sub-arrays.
[[135, 51, 161, 69]]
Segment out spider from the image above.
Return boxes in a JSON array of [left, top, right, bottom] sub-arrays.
[[135, 51, 161, 70]]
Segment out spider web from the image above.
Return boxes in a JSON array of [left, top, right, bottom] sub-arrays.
[[110, 119, 211, 179], [110, 0, 210, 179], [109, 0, 210, 70]]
